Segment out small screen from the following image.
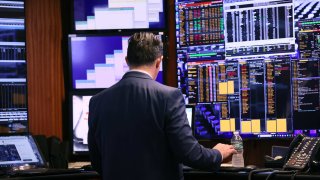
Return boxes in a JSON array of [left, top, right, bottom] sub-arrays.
[[73, 0, 166, 30], [72, 95, 91, 153], [0, 135, 45, 168], [185, 107, 193, 127], [69, 33, 164, 89]]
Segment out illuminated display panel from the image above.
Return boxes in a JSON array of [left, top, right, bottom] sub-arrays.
[[69, 33, 164, 89], [73, 0, 166, 30], [176, 0, 320, 138], [224, 0, 295, 58], [0, 0, 27, 134]]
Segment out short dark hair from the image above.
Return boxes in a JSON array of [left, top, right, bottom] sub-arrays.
[[127, 32, 163, 67]]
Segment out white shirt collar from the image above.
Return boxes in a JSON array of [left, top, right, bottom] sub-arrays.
[[128, 69, 153, 79]]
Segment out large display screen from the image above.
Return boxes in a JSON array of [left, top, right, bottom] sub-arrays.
[[0, 0, 28, 134], [176, 0, 320, 139], [73, 0, 166, 30], [72, 95, 194, 153], [69, 33, 164, 89]]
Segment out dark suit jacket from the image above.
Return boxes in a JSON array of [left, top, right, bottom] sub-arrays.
[[88, 71, 222, 180]]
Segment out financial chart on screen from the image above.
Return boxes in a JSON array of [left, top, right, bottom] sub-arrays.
[[73, 0, 165, 30], [69, 34, 164, 89], [176, 0, 320, 139], [224, 0, 295, 58], [0, 0, 28, 134]]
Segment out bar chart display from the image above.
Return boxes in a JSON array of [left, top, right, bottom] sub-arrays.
[[0, 0, 27, 133], [175, 0, 320, 138], [74, 0, 165, 30], [70, 34, 163, 89], [191, 58, 297, 139]]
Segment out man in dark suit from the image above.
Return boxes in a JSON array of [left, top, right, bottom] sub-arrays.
[[88, 32, 236, 180]]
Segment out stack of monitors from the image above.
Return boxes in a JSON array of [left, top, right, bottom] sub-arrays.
[[70, 0, 167, 154], [176, 0, 320, 139], [69, 32, 165, 153], [0, 0, 27, 133]]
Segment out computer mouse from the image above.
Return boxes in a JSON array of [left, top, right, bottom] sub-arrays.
[[245, 165, 257, 170]]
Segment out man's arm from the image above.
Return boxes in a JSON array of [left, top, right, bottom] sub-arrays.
[[165, 89, 234, 171], [87, 97, 102, 174]]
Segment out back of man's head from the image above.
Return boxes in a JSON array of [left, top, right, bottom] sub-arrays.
[[127, 32, 163, 67]]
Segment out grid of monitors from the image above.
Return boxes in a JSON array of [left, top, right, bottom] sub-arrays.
[[70, 0, 167, 155], [176, 0, 320, 139], [69, 32, 166, 154], [0, 0, 28, 134], [73, 0, 166, 30], [69, 33, 164, 90]]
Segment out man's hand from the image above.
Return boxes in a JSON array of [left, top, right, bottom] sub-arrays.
[[213, 143, 237, 162]]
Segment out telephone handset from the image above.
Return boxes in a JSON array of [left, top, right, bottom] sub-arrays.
[[283, 134, 320, 172]]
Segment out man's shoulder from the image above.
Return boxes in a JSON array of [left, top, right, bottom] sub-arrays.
[[90, 88, 109, 103], [149, 81, 180, 94]]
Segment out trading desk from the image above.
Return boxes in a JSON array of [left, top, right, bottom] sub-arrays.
[[2, 169, 320, 179]]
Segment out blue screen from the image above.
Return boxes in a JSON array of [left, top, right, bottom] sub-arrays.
[[69, 34, 164, 89]]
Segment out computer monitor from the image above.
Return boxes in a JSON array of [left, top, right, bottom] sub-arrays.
[[224, 0, 296, 58], [176, 0, 320, 139], [73, 0, 166, 30], [0, 0, 28, 134], [72, 95, 197, 154], [187, 57, 320, 139], [69, 32, 165, 90], [0, 135, 46, 169]]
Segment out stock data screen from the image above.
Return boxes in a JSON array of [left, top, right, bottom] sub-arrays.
[[74, 0, 165, 30], [190, 58, 296, 139], [176, 0, 225, 61], [176, 0, 320, 139], [69, 33, 164, 89], [298, 18, 320, 58], [224, 0, 295, 58], [0, 0, 27, 134]]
